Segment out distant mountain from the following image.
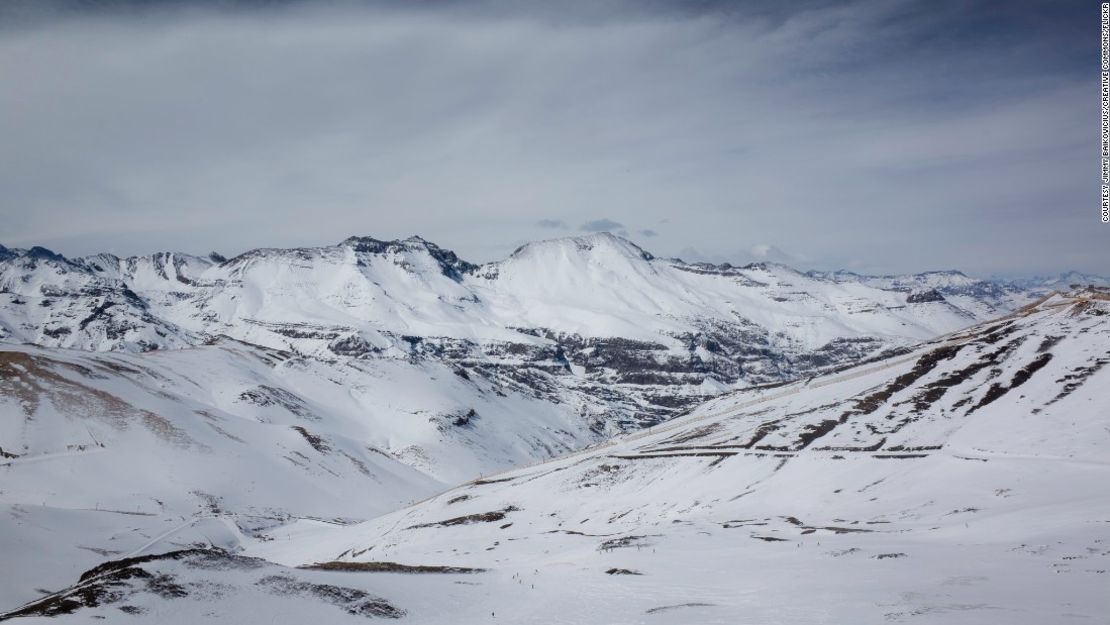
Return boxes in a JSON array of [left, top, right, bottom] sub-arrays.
[[1, 232, 1094, 431], [1006, 271, 1110, 290]]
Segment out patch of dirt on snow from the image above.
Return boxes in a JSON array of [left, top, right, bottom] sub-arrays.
[[301, 561, 485, 574], [406, 507, 520, 529], [645, 602, 716, 614], [255, 575, 404, 618]]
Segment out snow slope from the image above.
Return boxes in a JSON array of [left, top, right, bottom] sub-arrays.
[[255, 290, 1110, 624], [0, 339, 603, 611], [5, 290, 1108, 623]]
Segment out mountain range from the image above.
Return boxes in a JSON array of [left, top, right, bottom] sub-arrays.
[[0, 233, 1107, 622], [0, 233, 1074, 429]]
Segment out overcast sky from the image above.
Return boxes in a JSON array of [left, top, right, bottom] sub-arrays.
[[0, 0, 1099, 276]]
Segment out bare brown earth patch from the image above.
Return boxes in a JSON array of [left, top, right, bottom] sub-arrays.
[[301, 561, 485, 574], [0, 351, 195, 448]]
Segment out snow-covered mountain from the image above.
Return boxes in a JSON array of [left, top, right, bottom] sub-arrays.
[[5, 289, 1107, 623], [0, 233, 1061, 433], [1007, 270, 1110, 290]]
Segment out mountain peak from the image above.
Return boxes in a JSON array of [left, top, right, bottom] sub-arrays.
[[508, 232, 654, 262], [339, 234, 434, 252], [916, 269, 969, 278], [340, 234, 477, 280], [15, 245, 68, 264]]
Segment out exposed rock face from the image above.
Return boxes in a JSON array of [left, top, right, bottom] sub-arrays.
[[906, 289, 946, 304]]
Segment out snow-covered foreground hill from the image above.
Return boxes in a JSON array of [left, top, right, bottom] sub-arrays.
[[5, 290, 1108, 623], [0, 336, 610, 613]]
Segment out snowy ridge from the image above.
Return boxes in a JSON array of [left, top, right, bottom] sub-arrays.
[[0, 233, 1063, 430], [1, 232, 1042, 353]]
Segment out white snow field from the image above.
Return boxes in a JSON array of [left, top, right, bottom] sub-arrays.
[[2, 290, 1108, 623]]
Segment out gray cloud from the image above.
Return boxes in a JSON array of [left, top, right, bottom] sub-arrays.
[[579, 218, 625, 233], [735, 244, 803, 266], [536, 218, 568, 229], [640, 229, 657, 238], [0, 1, 1098, 276]]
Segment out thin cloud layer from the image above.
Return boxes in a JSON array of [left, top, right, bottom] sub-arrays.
[[0, 0, 1098, 275], [579, 219, 625, 233]]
